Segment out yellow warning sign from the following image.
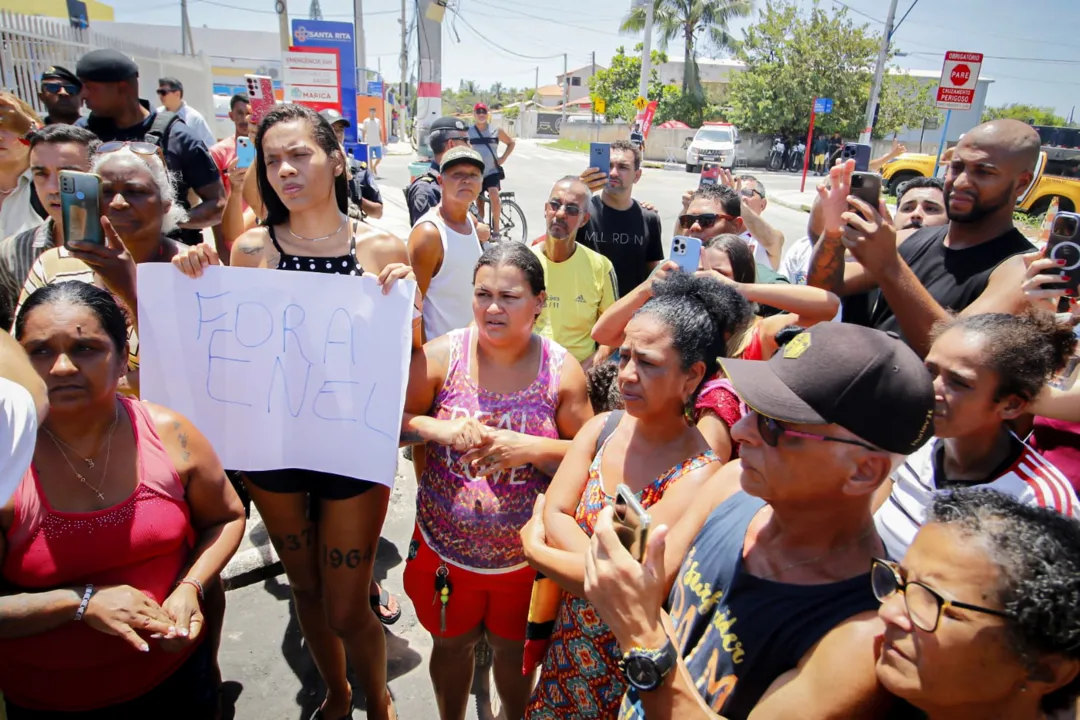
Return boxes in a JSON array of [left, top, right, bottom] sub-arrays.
[[633, 96, 648, 112], [594, 97, 606, 115]]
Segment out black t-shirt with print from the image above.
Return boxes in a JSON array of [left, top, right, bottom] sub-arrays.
[[575, 194, 663, 297]]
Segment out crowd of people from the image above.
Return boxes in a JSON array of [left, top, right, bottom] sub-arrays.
[[0, 43, 1079, 720]]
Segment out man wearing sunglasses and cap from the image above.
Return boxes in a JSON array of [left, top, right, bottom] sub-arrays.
[[580, 322, 936, 719], [74, 49, 225, 247], [38, 66, 82, 127], [319, 108, 383, 220]]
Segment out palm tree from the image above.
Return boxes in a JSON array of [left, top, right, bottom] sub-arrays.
[[491, 81, 504, 101], [621, 0, 752, 99]]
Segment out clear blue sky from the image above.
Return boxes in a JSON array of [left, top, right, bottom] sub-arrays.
[[111, 0, 1080, 118]]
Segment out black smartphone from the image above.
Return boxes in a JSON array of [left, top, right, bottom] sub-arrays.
[[849, 171, 882, 214], [1043, 212, 1080, 293], [60, 170, 105, 247], [841, 143, 873, 172], [613, 484, 651, 563]]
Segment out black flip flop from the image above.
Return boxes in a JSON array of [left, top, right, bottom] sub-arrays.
[[370, 585, 402, 626]]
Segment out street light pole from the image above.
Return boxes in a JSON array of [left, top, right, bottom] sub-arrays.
[[276, 0, 290, 52], [859, 0, 898, 144]]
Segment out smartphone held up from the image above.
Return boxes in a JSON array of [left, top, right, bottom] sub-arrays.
[[613, 484, 652, 563], [1042, 212, 1080, 294], [60, 170, 105, 248], [670, 236, 703, 275]]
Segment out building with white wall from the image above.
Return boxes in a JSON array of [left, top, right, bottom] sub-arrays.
[[556, 64, 604, 103]]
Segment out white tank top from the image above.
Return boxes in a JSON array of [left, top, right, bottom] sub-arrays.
[[417, 206, 481, 341]]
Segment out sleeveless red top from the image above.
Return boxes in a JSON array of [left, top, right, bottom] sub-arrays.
[[0, 396, 197, 711]]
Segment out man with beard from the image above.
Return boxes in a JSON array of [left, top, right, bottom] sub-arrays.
[[531, 176, 617, 370], [807, 119, 1039, 356], [893, 176, 946, 231]]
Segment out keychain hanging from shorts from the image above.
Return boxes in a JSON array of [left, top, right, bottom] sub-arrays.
[[434, 564, 452, 634]]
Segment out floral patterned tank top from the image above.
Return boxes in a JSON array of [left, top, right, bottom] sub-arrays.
[[418, 327, 566, 572]]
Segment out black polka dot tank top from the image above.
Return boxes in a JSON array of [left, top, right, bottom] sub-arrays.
[[268, 222, 365, 276]]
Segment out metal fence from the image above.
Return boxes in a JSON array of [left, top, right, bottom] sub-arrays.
[[0, 10, 215, 125]]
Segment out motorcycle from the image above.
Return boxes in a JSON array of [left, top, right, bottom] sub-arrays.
[[768, 137, 787, 171]]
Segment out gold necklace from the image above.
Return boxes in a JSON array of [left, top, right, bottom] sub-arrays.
[[43, 406, 120, 501]]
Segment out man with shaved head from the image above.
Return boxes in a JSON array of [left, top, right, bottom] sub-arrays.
[[808, 119, 1041, 356], [531, 176, 617, 369]]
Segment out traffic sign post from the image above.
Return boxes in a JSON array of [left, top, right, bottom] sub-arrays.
[[931, 50, 982, 176], [801, 97, 832, 193], [935, 51, 983, 110]]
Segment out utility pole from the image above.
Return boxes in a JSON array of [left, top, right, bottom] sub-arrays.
[[276, 0, 290, 52], [534, 66, 539, 105], [180, 0, 195, 55], [859, 0, 899, 144], [560, 53, 567, 132], [354, 0, 367, 81], [591, 50, 600, 125], [637, 0, 655, 101], [399, 0, 407, 128]]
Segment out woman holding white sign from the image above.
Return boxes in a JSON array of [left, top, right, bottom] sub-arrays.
[[400, 242, 592, 720], [200, 102, 412, 720], [0, 281, 246, 717]]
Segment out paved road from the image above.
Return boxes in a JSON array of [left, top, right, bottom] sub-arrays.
[[376, 140, 813, 260], [216, 145, 817, 720]]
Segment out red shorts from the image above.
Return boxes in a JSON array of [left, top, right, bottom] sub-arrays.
[[403, 526, 534, 641]]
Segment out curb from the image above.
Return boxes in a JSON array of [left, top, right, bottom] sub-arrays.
[[771, 195, 813, 214]]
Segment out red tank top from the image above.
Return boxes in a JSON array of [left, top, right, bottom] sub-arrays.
[[0, 396, 197, 711]]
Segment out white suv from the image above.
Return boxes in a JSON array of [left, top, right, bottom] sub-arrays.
[[685, 123, 741, 172]]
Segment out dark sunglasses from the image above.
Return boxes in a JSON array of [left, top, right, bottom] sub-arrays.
[[678, 213, 736, 230], [42, 82, 80, 95], [97, 140, 165, 162], [475, 110, 488, 115], [755, 412, 879, 451], [740, 188, 764, 199], [155, 88, 176, 96], [871, 558, 1013, 633], [548, 199, 583, 217]]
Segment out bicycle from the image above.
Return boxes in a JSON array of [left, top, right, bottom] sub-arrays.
[[470, 189, 528, 244]]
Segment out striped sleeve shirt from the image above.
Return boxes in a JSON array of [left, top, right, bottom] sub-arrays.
[[0, 220, 55, 329], [875, 434, 1078, 560], [15, 246, 140, 375]]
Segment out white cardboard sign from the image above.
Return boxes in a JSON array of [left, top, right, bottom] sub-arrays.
[[137, 264, 414, 487], [936, 51, 983, 110]]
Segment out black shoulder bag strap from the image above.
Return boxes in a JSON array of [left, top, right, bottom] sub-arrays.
[[145, 110, 179, 152]]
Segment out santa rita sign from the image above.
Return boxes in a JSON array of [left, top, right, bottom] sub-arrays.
[[935, 51, 983, 111]]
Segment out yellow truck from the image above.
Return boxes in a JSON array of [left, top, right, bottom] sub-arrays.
[[880, 150, 1080, 215]]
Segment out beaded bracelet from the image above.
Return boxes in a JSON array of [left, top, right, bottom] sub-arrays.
[[74, 584, 94, 621], [179, 578, 204, 601]]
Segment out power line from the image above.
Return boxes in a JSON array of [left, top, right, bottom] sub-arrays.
[[449, 9, 568, 61]]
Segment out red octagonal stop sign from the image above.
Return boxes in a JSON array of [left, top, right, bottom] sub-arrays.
[[950, 64, 971, 86]]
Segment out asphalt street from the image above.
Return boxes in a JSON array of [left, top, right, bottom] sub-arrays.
[[376, 139, 815, 259]]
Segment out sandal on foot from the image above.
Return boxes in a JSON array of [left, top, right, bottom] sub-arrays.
[[370, 585, 402, 626]]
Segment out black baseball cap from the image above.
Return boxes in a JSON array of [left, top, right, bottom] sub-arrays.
[[720, 323, 935, 454], [41, 66, 81, 88], [76, 49, 139, 83], [319, 108, 350, 128], [440, 146, 485, 174], [430, 116, 468, 134]]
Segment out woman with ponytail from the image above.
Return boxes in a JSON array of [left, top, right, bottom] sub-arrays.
[[520, 272, 737, 720]]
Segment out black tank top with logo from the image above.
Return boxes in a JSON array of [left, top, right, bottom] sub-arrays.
[[620, 492, 879, 719]]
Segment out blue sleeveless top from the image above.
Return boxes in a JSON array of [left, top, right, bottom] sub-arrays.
[[619, 492, 879, 720]]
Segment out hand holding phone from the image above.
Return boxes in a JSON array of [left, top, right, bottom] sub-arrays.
[[848, 172, 882, 219], [841, 143, 873, 172], [613, 484, 651, 563], [235, 136, 255, 169], [670, 236, 703, 274], [590, 143, 611, 179], [1042, 213, 1080, 293], [60, 170, 105, 248]]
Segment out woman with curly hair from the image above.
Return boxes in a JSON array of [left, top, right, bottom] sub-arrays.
[[874, 311, 1079, 560], [521, 272, 738, 719], [874, 488, 1080, 720]]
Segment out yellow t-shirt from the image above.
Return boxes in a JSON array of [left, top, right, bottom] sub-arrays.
[[531, 242, 617, 363]]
